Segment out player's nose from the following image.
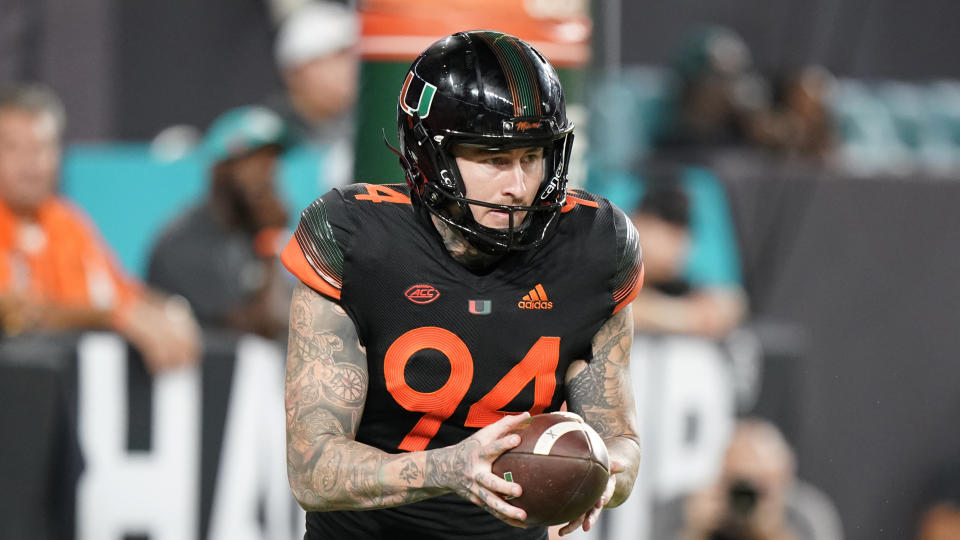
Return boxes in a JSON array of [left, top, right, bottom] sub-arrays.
[[501, 159, 528, 198]]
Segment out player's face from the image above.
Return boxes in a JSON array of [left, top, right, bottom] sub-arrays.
[[0, 108, 60, 214], [453, 145, 544, 229]]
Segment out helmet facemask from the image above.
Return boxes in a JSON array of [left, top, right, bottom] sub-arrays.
[[408, 115, 573, 254]]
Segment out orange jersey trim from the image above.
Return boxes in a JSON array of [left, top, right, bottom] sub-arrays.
[[281, 237, 342, 301], [561, 195, 600, 213], [613, 264, 644, 315]]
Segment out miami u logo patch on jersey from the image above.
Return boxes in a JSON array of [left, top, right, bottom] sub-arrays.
[[468, 299, 491, 315], [399, 72, 437, 119]]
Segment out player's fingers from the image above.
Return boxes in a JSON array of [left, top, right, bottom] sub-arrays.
[[477, 470, 522, 499], [482, 411, 530, 439], [502, 517, 528, 529], [480, 432, 521, 460], [600, 470, 617, 506], [464, 492, 485, 508], [582, 505, 602, 531], [474, 484, 526, 523], [465, 488, 526, 528], [558, 514, 586, 536], [609, 459, 626, 475]]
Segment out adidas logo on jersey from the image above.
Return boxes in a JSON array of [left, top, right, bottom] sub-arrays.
[[518, 284, 553, 310]]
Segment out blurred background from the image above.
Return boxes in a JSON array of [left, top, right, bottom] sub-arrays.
[[2, 0, 960, 539]]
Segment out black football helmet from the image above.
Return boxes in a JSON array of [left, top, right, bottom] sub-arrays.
[[395, 30, 575, 253]]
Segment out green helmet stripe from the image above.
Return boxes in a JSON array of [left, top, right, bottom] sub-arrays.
[[417, 83, 436, 118], [477, 32, 542, 117]]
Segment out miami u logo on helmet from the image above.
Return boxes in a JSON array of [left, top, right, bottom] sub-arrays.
[[399, 72, 437, 119]]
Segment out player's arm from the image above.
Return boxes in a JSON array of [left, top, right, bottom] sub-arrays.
[[565, 304, 642, 509], [554, 305, 641, 536], [285, 282, 529, 524]]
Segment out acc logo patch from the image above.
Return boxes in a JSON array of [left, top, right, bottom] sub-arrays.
[[405, 284, 440, 304]]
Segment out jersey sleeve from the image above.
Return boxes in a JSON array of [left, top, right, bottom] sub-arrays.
[[281, 190, 351, 302], [611, 205, 644, 314]]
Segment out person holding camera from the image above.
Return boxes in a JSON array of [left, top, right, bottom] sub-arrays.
[[678, 419, 816, 540]]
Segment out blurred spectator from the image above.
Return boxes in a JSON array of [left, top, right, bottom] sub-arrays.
[[653, 26, 842, 174], [675, 418, 842, 540], [268, 0, 359, 186], [759, 65, 837, 165], [916, 462, 960, 540], [656, 26, 771, 161], [0, 82, 199, 373], [147, 105, 293, 340], [630, 178, 747, 338]]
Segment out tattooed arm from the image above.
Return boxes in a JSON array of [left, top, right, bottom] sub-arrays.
[[563, 305, 642, 523], [285, 282, 529, 524]]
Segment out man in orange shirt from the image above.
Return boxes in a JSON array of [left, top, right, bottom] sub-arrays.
[[0, 83, 199, 373]]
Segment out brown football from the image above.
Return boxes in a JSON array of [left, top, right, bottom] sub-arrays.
[[492, 412, 610, 526]]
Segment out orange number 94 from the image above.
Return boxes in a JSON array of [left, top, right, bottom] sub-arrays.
[[384, 327, 560, 451]]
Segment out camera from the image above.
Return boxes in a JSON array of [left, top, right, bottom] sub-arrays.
[[727, 478, 760, 518]]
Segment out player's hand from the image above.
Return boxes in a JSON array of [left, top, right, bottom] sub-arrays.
[[556, 459, 624, 536], [443, 411, 530, 528]]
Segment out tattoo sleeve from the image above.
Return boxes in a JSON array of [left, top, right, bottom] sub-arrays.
[[565, 304, 642, 507], [285, 282, 469, 511]]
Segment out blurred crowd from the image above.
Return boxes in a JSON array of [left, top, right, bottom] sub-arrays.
[[1, 0, 360, 366], [653, 27, 835, 170], [2, 3, 958, 540], [0, 83, 200, 373], [590, 24, 960, 181]]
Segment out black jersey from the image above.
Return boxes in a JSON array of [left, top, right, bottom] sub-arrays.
[[282, 183, 643, 540]]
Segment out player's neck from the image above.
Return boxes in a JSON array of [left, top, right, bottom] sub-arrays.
[[431, 215, 503, 271]]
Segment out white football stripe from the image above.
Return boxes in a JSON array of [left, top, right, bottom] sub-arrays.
[[532, 421, 585, 455], [583, 422, 609, 467]]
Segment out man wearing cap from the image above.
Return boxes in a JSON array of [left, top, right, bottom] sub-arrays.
[[269, 1, 359, 186], [147, 105, 293, 339]]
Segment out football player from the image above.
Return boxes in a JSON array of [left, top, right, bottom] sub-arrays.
[[282, 30, 643, 539]]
